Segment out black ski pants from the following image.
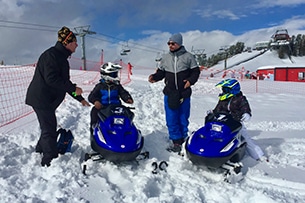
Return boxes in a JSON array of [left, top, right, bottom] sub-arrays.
[[33, 108, 58, 158]]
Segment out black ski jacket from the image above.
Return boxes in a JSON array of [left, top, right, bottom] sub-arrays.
[[25, 41, 84, 110], [213, 91, 252, 122]]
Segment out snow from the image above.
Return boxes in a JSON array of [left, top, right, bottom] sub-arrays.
[[1, 50, 305, 203], [208, 50, 305, 74]]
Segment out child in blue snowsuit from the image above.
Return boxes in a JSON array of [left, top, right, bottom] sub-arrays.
[[88, 62, 133, 135]]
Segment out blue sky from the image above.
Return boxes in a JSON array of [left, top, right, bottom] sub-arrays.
[[1, 0, 305, 66], [88, 0, 305, 38]]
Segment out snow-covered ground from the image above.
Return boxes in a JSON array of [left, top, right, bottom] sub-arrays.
[[1, 51, 305, 203], [202, 50, 305, 78]]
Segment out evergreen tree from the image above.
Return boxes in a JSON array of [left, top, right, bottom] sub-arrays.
[[300, 35, 305, 56], [295, 34, 302, 56]]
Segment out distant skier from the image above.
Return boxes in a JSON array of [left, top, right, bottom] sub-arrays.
[[127, 62, 133, 75]]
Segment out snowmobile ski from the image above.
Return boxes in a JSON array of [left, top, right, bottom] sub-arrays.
[[221, 161, 244, 183], [81, 151, 149, 175]]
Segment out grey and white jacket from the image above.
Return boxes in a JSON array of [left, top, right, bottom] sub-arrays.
[[150, 46, 200, 98]]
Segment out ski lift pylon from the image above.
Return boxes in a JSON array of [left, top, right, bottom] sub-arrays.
[[270, 29, 291, 47]]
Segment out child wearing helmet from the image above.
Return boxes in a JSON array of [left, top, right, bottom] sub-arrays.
[[209, 78, 265, 161], [88, 62, 134, 135]]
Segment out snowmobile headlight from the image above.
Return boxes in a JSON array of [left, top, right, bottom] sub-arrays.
[[97, 129, 106, 144], [220, 138, 235, 153], [136, 130, 142, 145], [211, 124, 222, 132], [188, 132, 195, 145], [113, 118, 124, 125]]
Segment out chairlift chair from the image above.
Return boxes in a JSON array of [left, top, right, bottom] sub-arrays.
[[120, 43, 131, 55], [120, 50, 128, 56]]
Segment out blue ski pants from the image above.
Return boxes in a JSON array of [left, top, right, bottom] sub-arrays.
[[164, 96, 190, 141]]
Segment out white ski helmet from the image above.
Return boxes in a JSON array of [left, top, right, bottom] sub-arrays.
[[100, 62, 122, 83]]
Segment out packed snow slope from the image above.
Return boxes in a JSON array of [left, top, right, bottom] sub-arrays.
[[203, 49, 305, 78], [1, 50, 305, 203]]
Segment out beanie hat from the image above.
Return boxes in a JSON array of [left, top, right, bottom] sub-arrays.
[[58, 26, 77, 45], [168, 33, 183, 46]]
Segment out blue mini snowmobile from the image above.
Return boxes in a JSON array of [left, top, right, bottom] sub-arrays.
[[82, 104, 148, 174], [185, 112, 247, 180]]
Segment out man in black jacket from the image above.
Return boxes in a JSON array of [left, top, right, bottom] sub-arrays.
[[26, 26, 90, 167]]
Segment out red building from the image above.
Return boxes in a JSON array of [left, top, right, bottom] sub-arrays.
[[257, 66, 305, 82]]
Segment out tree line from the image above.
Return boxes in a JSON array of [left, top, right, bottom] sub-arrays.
[[286, 34, 305, 57]]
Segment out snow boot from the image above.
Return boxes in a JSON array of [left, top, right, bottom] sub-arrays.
[[167, 143, 182, 152]]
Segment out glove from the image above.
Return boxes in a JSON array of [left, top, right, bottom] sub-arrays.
[[241, 113, 251, 122], [94, 101, 102, 110], [126, 99, 134, 104], [148, 75, 156, 83], [206, 110, 213, 115]]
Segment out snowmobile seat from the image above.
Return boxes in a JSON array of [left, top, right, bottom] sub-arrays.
[[205, 113, 242, 133], [98, 104, 135, 122]]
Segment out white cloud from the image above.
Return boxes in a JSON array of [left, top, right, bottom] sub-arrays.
[[255, 0, 305, 8], [194, 7, 243, 20], [0, 0, 24, 20], [212, 9, 240, 20]]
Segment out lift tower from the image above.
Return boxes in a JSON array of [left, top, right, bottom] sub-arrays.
[[74, 25, 96, 70]]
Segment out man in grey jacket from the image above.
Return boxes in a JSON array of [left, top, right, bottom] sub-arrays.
[[148, 33, 200, 152]]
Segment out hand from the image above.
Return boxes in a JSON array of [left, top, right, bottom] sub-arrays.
[[126, 99, 134, 104], [241, 113, 251, 122], [74, 87, 83, 96], [183, 80, 190, 89], [94, 101, 102, 110], [148, 75, 155, 83], [81, 100, 90, 106]]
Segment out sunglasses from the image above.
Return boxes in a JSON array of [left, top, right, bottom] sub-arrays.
[[167, 42, 176, 46]]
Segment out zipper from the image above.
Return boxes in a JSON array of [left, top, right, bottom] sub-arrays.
[[108, 85, 111, 104], [174, 54, 178, 90]]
